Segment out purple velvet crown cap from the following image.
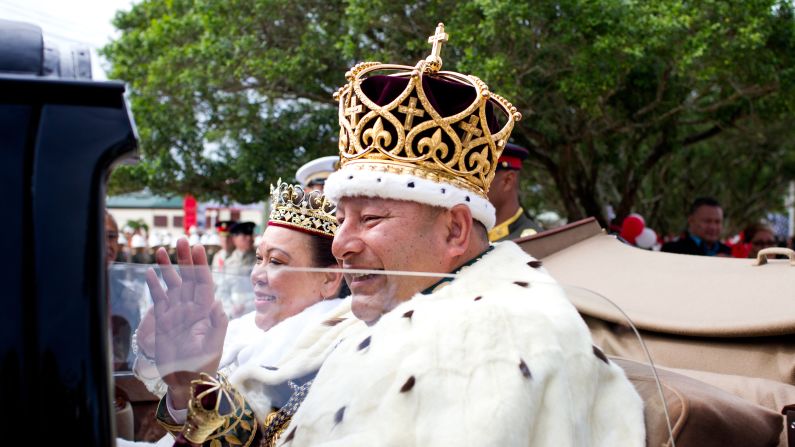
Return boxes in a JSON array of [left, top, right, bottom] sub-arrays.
[[360, 74, 499, 134]]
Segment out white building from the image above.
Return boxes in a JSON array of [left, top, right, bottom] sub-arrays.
[[107, 191, 265, 243]]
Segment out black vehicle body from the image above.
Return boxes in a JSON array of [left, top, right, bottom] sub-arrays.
[[0, 19, 137, 444]]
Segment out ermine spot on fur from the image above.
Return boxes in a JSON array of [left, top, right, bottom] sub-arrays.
[[400, 376, 416, 393]]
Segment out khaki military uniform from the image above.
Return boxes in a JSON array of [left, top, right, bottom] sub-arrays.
[[211, 248, 230, 271], [216, 248, 256, 318], [488, 207, 543, 242]]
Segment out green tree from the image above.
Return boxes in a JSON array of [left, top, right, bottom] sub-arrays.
[[105, 0, 795, 232], [105, 0, 349, 203], [124, 218, 149, 233], [639, 116, 795, 235]]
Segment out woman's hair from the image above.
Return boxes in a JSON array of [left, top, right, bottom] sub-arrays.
[[307, 233, 349, 298], [744, 222, 775, 243], [308, 234, 337, 267]]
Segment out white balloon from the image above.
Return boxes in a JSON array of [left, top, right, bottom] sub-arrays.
[[635, 227, 657, 249]]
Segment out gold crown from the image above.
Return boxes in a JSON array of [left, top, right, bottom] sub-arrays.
[[332, 23, 522, 196], [268, 180, 337, 237]]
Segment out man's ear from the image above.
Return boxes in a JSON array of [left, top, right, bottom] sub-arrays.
[[445, 204, 473, 257], [505, 170, 519, 189], [495, 170, 518, 194]]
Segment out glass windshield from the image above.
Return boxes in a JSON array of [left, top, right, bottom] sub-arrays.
[[109, 263, 255, 371]]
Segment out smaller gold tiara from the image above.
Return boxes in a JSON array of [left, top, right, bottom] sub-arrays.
[[268, 180, 338, 237]]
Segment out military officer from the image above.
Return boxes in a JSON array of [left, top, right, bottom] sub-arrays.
[[210, 220, 236, 271], [487, 142, 543, 241], [295, 155, 339, 193], [219, 221, 257, 317]]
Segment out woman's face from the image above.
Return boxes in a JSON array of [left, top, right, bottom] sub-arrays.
[[250, 225, 341, 330], [749, 229, 776, 259]]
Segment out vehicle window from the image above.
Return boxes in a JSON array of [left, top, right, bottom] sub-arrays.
[[109, 262, 256, 373]]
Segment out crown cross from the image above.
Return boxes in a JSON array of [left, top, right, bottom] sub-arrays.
[[398, 97, 425, 130], [425, 23, 448, 71], [345, 95, 363, 126], [459, 115, 483, 146]]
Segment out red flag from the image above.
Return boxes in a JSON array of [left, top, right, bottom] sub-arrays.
[[183, 195, 197, 234]]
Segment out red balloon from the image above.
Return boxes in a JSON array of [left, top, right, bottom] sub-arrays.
[[620, 215, 645, 244]]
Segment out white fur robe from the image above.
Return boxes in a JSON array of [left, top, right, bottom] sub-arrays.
[[232, 242, 645, 446]]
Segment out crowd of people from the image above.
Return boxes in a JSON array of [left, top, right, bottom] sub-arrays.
[[107, 218, 263, 370], [113, 221, 254, 266], [611, 196, 791, 259]]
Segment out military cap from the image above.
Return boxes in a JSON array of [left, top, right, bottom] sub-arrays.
[[215, 220, 236, 235], [296, 156, 340, 188], [496, 143, 529, 171], [229, 221, 256, 236]]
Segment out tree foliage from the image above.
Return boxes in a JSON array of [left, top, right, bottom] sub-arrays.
[[104, 0, 795, 233]]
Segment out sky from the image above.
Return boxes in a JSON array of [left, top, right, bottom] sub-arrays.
[[0, 0, 137, 79]]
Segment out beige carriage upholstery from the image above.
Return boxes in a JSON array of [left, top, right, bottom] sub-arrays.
[[517, 218, 795, 447], [615, 358, 783, 447]]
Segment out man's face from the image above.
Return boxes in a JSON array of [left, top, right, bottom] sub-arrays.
[[104, 214, 119, 266], [304, 182, 324, 193], [487, 170, 508, 207], [333, 197, 447, 324], [688, 205, 723, 243], [749, 229, 776, 258], [219, 233, 232, 252], [232, 233, 254, 251]]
